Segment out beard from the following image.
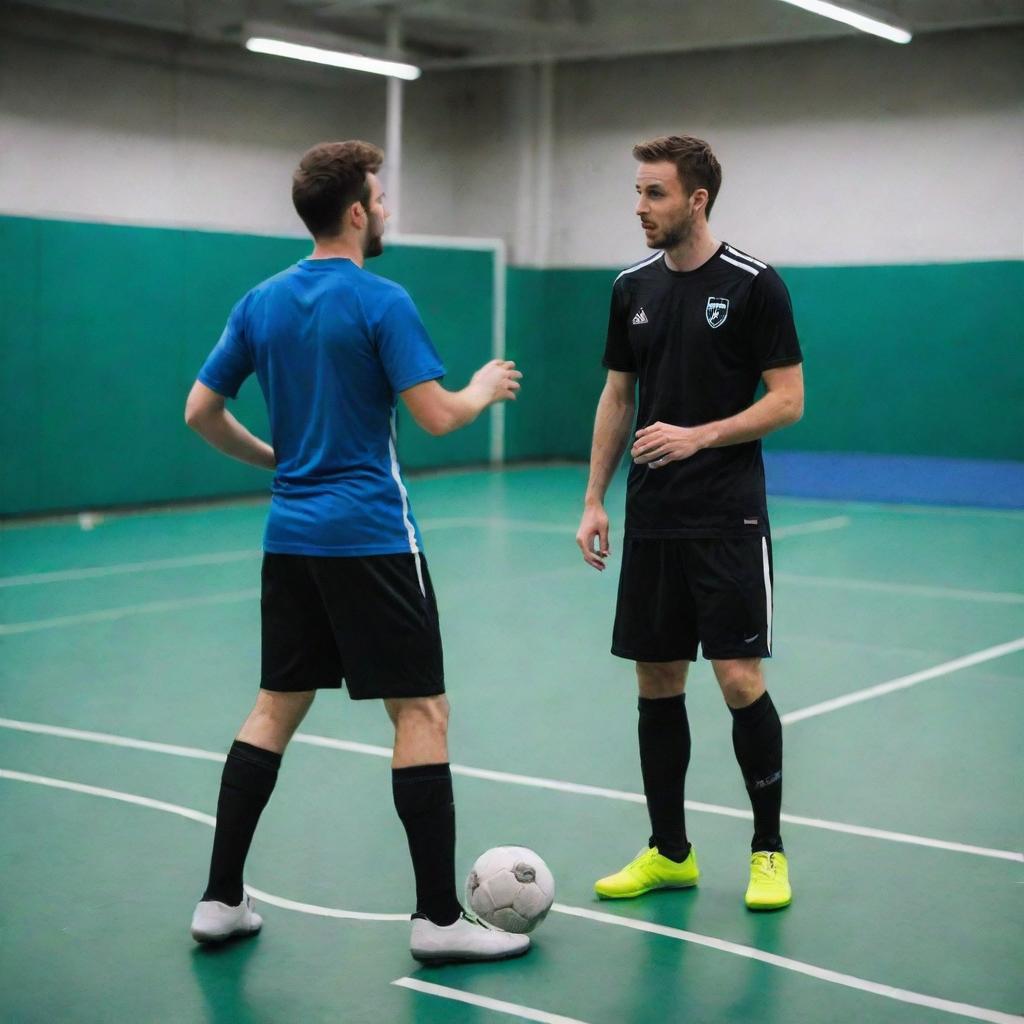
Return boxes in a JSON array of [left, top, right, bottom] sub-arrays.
[[362, 210, 385, 259], [648, 208, 695, 250]]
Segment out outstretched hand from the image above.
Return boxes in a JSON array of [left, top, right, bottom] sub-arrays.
[[470, 359, 522, 405]]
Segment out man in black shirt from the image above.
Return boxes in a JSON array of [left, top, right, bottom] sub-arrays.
[[575, 135, 804, 911]]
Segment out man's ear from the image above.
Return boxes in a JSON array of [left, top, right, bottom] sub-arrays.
[[691, 188, 709, 217], [347, 200, 366, 231]]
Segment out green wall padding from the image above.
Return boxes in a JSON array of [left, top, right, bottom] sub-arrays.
[[2, 212, 1019, 517], [777, 262, 1024, 460], [505, 267, 612, 462], [0, 216, 493, 516], [505, 260, 1024, 463], [376, 245, 492, 471]]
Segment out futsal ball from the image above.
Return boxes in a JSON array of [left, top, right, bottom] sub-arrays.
[[465, 846, 555, 933]]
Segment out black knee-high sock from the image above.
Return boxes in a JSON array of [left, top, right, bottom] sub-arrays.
[[730, 691, 784, 853], [638, 695, 691, 862], [393, 763, 461, 927], [203, 740, 282, 905]]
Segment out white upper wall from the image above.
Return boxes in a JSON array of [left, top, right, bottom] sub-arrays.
[[1, 10, 1020, 267], [547, 29, 1024, 267], [0, 24, 384, 238]]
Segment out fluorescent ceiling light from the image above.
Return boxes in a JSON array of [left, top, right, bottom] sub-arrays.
[[245, 37, 422, 79], [775, 0, 912, 44]]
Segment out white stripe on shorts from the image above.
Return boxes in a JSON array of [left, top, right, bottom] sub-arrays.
[[762, 536, 773, 655]]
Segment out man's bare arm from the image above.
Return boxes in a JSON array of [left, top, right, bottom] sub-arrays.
[[184, 381, 276, 470], [401, 360, 521, 436], [576, 370, 637, 570], [631, 363, 803, 467]]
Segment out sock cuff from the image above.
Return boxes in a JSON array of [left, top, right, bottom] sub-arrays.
[[222, 741, 281, 800], [728, 690, 775, 723], [638, 694, 686, 715], [228, 740, 282, 772], [392, 762, 452, 784]]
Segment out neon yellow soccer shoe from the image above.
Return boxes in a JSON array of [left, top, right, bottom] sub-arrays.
[[744, 851, 791, 910], [594, 846, 699, 899]]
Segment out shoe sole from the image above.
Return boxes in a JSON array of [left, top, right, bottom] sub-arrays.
[[745, 896, 792, 912], [191, 924, 262, 944], [595, 879, 698, 899], [411, 943, 531, 965]]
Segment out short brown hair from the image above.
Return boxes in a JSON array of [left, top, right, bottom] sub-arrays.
[[292, 140, 384, 239], [632, 135, 722, 217]]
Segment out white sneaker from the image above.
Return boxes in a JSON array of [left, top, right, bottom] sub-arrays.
[[410, 912, 531, 964], [190, 893, 263, 944]]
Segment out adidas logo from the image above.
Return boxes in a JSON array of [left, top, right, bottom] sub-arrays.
[[631, 307, 648, 325]]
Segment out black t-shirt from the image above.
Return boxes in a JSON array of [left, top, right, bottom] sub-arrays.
[[603, 243, 802, 537]]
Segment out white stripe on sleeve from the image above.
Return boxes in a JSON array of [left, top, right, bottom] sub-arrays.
[[615, 252, 664, 281], [719, 253, 760, 276], [725, 244, 768, 269]]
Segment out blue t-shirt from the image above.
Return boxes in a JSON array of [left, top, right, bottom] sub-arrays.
[[198, 258, 445, 556]]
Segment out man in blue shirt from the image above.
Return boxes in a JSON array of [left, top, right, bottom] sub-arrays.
[[184, 140, 527, 963]]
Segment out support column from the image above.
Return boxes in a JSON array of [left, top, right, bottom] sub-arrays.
[[512, 60, 555, 267], [385, 8, 403, 232]]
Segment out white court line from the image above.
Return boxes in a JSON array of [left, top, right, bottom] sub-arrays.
[[778, 572, 1024, 605], [0, 518, 566, 588], [783, 637, 1024, 725], [0, 718, 228, 763], [0, 514, 844, 590], [0, 568, 572, 635], [290, 732, 393, 759], [0, 514, 845, 632], [425, 514, 850, 541], [769, 495, 1024, 521], [392, 978, 589, 1024], [0, 769, 218, 827], [245, 885, 407, 922], [0, 770, 407, 922], [552, 904, 1024, 1024], [1, 769, 1019, 1024], [422, 516, 572, 534], [0, 550, 260, 587], [0, 589, 260, 635], [422, 760, 1023, 863], [772, 515, 850, 538], [1, 717, 1019, 863], [0, 514, 842, 632]]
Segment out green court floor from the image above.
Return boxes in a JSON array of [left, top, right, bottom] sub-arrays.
[[1, 465, 1022, 1024]]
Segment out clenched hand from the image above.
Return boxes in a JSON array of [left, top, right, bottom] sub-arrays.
[[631, 422, 711, 468]]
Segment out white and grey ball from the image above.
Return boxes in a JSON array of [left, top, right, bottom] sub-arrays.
[[465, 846, 555, 934]]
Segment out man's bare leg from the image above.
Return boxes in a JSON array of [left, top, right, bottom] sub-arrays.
[[237, 688, 317, 753]]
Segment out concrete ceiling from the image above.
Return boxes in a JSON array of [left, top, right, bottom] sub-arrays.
[[9, 0, 1024, 68]]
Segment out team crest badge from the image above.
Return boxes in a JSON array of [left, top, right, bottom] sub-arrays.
[[706, 297, 729, 328]]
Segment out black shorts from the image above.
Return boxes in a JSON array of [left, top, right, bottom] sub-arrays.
[[611, 534, 774, 662], [260, 552, 445, 699]]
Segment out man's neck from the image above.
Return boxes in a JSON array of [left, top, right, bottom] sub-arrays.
[[663, 227, 720, 273], [309, 236, 364, 267]]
